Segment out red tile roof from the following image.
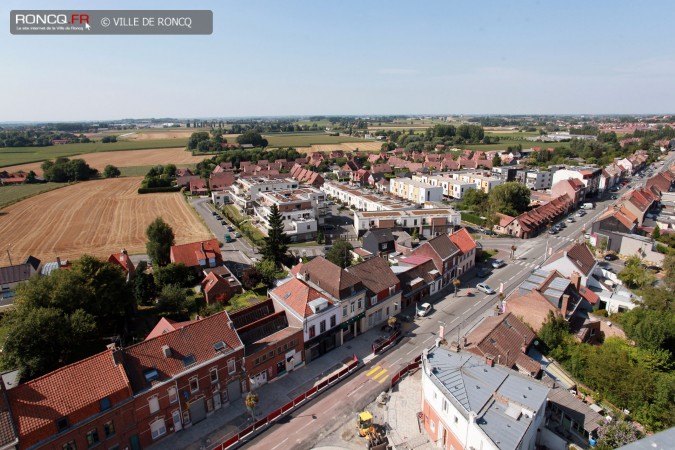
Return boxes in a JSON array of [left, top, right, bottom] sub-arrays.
[[270, 277, 333, 318], [297, 256, 362, 300], [578, 285, 599, 305], [170, 239, 222, 268], [546, 242, 596, 276], [8, 350, 132, 446], [346, 257, 399, 296], [145, 317, 199, 340], [108, 250, 134, 274], [122, 311, 243, 393], [449, 228, 476, 255], [398, 255, 432, 266]]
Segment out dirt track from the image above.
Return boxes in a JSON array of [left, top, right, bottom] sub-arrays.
[[0, 177, 213, 265]]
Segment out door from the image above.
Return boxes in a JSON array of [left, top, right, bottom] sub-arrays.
[[189, 397, 207, 424], [213, 392, 222, 410], [172, 409, 182, 432], [227, 379, 241, 402], [129, 435, 141, 450]]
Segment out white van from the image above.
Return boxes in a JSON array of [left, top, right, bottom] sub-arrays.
[[582, 202, 595, 210]]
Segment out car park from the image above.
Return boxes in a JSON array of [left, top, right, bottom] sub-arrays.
[[416, 302, 433, 317], [476, 283, 496, 295], [491, 259, 506, 268], [477, 267, 490, 277]]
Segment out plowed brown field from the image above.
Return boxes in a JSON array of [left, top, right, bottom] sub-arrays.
[[0, 177, 212, 265], [0, 147, 204, 175]]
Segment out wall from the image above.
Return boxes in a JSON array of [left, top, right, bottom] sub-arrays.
[[537, 427, 568, 450]]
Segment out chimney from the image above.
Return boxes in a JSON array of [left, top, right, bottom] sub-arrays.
[[485, 355, 495, 367], [111, 348, 124, 366], [161, 345, 172, 358], [56, 256, 61, 267], [561, 294, 570, 316], [201, 242, 205, 253], [570, 271, 581, 290]]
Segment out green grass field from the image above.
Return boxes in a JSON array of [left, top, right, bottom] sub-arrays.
[[0, 139, 189, 168], [118, 164, 197, 178], [263, 133, 373, 147], [0, 182, 69, 209], [485, 131, 540, 139]]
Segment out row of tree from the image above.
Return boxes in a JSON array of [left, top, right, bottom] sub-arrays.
[[41, 157, 98, 182], [0, 130, 90, 147]]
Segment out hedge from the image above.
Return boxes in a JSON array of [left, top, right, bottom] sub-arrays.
[[137, 186, 182, 194]]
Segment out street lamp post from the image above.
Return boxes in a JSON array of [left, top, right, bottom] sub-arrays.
[[452, 278, 460, 297]]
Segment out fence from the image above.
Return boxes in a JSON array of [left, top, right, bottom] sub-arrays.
[[390, 354, 423, 388], [210, 358, 360, 450]]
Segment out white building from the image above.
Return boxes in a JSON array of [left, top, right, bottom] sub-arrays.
[[412, 174, 477, 199], [230, 177, 299, 211], [354, 208, 461, 236], [421, 347, 549, 450], [525, 171, 553, 190], [389, 178, 444, 204], [254, 187, 326, 242], [322, 181, 416, 212]]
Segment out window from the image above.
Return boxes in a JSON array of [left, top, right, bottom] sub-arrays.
[[99, 397, 111, 411], [454, 416, 459, 424], [148, 396, 160, 414], [150, 418, 167, 440], [350, 303, 355, 313], [227, 359, 236, 374], [210, 367, 219, 384], [442, 399, 448, 412], [371, 295, 377, 306], [342, 306, 347, 317], [86, 429, 100, 448], [357, 299, 362, 310], [330, 315, 336, 327], [62, 441, 76, 450], [380, 243, 387, 250], [320, 320, 326, 333], [168, 387, 177, 404], [56, 416, 69, 432], [189, 377, 199, 393], [103, 421, 115, 438], [389, 286, 395, 296], [309, 325, 316, 338]]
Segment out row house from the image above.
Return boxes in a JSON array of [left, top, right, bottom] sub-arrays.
[[353, 208, 461, 236], [345, 257, 402, 330], [289, 164, 324, 188], [409, 234, 460, 288], [394, 256, 442, 308], [296, 257, 368, 341], [591, 206, 638, 253], [515, 169, 552, 190], [448, 228, 477, 277], [621, 188, 659, 225], [493, 194, 573, 238], [351, 169, 371, 186], [551, 167, 602, 198], [270, 276, 342, 363], [551, 178, 585, 205], [645, 171, 675, 195], [389, 178, 444, 204], [208, 172, 235, 192], [413, 174, 476, 200], [322, 181, 415, 212], [229, 300, 304, 390], [491, 166, 518, 182]]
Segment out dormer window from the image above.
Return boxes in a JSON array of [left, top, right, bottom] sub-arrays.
[[99, 396, 111, 411], [56, 416, 69, 432]]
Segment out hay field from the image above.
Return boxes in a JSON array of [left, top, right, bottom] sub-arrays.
[[119, 130, 200, 141], [1, 147, 204, 175], [293, 142, 383, 154], [0, 177, 212, 265]]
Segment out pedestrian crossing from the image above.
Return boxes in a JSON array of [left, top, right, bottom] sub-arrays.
[[512, 260, 538, 269], [365, 365, 389, 384]]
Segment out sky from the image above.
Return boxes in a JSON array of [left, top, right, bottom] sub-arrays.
[[1, 0, 674, 121]]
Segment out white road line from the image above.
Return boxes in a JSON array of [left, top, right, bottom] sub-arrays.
[[271, 438, 289, 450], [450, 318, 458, 323], [392, 357, 402, 366], [347, 384, 365, 397], [423, 335, 434, 343], [297, 420, 315, 432], [406, 347, 418, 355]]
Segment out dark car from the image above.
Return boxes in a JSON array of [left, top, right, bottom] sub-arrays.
[[604, 254, 618, 261], [477, 267, 490, 277]]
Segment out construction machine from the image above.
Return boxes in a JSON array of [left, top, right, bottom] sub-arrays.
[[357, 411, 375, 437], [357, 411, 389, 449]]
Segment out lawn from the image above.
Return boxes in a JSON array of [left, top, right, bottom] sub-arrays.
[[0, 182, 69, 209], [263, 132, 374, 147], [0, 139, 189, 168]]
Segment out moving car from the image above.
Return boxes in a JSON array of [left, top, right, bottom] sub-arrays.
[[476, 283, 496, 295], [492, 259, 506, 269], [477, 267, 490, 277], [416, 303, 433, 317]]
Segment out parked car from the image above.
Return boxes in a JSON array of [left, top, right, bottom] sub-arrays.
[[220, 220, 226, 225], [476, 283, 496, 295], [548, 229, 557, 235], [604, 254, 618, 261], [224, 233, 233, 243], [211, 211, 217, 216], [558, 222, 566, 228], [576, 211, 585, 217], [227, 226, 234, 232], [477, 267, 490, 277], [491, 259, 506, 269], [567, 217, 576, 223], [416, 303, 433, 317], [584, 233, 591, 239], [234, 231, 242, 238]]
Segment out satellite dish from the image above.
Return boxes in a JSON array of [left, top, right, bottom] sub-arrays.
[[534, 340, 539, 346]]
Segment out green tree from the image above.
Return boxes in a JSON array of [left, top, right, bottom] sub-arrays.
[[618, 262, 655, 289], [652, 224, 661, 240], [157, 284, 189, 313], [492, 154, 502, 167], [261, 204, 289, 265], [146, 217, 175, 267], [325, 239, 353, 268], [538, 310, 570, 353], [488, 182, 531, 217], [461, 188, 489, 214], [663, 253, 675, 291], [596, 420, 642, 450], [236, 131, 268, 148], [26, 170, 37, 183], [103, 164, 121, 178], [132, 261, 156, 306], [256, 259, 278, 287], [153, 263, 196, 288]]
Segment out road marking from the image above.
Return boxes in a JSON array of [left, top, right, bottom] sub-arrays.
[[406, 347, 418, 355], [423, 335, 434, 343], [271, 438, 289, 450], [297, 420, 315, 432], [347, 384, 365, 397], [366, 366, 381, 376], [372, 369, 388, 380], [392, 357, 402, 365], [378, 375, 390, 384]]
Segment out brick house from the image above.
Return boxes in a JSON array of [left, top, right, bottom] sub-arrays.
[[409, 234, 460, 288], [5, 350, 135, 450], [188, 179, 208, 196], [229, 300, 304, 390], [448, 228, 477, 277], [345, 257, 402, 330], [121, 312, 245, 449], [170, 239, 223, 272], [395, 256, 442, 308], [108, 249, 135, 282]]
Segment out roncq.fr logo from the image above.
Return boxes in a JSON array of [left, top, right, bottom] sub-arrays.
[[14, 13, 90, 26]]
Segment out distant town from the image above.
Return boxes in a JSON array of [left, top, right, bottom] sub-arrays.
[[0, 114, 673, 450]]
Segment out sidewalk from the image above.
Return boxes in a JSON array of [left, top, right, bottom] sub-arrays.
[[386, 370, 435, 450], [147, 326, 386, 450]]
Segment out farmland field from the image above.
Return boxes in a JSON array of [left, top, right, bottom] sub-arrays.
[[0, 139, 189, 168], [264, 132, 373, 147], [1, 147, 204, 175], [0, 177, 213, 265]]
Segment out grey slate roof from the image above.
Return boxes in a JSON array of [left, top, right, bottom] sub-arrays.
[[425, 348, 550, 450]]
